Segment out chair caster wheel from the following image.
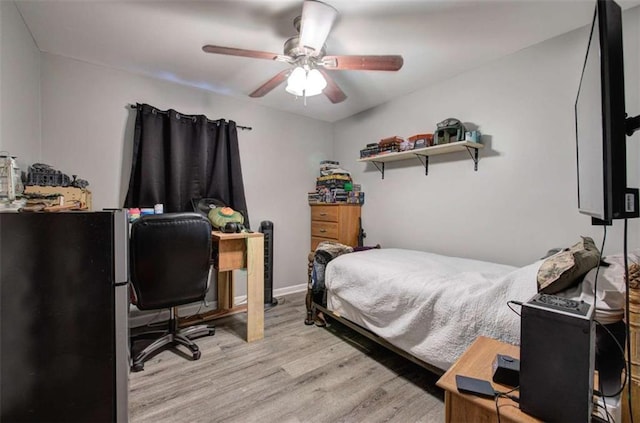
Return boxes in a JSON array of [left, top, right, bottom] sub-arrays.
[[193, 350, 201, 360], [131, 362, 144, 372]]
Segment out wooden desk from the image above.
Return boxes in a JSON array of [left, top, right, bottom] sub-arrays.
[[180, 231, 264, 342], [437, 336, 541, 423]]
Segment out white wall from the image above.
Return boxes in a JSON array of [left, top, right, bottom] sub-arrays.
[[0, 1, 40, 168], [40, 53, 333, 293], [333, 7, 640, 267]]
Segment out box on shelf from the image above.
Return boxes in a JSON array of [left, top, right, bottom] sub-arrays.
[[409, 133, 434, 148], [379, 136, 404, 146], [378, 136, 403, 154], [360, 145, 380, 158], [23, 185, 92, 210], [464, 131, 482, 143]]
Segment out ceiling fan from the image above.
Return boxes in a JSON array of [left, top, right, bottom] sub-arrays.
[[202, 0, 403, 104]]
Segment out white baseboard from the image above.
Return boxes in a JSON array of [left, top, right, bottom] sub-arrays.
[[129, 283, 307, 328], [274, 283, 307, 297]]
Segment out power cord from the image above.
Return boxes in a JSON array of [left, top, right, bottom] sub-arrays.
[[265, 296, 286, 312], [593, 362, 613, 423], [623, 218, 635, 423], [507, 300, 522, 317], [592, 226, 611, 423], [592, 226, 608, 310], [594, 400, 615, 423], [594, 320, 628, 398], [594, 219, 637, 423], [494, 386, 520, 423]]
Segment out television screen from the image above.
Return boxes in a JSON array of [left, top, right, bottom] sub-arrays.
[[575, 0, 634, 224], [575, 11, 605, 220]]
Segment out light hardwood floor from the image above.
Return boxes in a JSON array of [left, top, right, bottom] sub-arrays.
[[129, 292, 445, 423]]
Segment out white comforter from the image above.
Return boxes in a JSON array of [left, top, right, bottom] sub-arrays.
[[325, 248, 541, 370]]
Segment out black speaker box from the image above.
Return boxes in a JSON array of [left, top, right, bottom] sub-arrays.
[[492, 354, 519, 387], [519, 293, 595, 423]]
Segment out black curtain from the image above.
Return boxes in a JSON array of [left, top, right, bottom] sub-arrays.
[[124, 103, 249, 226]]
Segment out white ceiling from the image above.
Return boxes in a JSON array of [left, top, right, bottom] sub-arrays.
[[14, 0, 640, 122]]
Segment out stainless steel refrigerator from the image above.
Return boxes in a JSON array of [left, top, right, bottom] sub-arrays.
[[0, 210, 129, 422]]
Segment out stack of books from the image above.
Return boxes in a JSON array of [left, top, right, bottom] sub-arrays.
[[309, 162, 365, 205]]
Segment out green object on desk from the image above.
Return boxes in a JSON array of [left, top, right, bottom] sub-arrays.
[[208, 206, 244, 229]]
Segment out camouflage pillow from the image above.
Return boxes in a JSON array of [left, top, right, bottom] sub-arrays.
[[537, 237, 600, 294]]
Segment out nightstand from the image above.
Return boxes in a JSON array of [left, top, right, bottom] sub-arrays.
[[436, 336, 541, 423]]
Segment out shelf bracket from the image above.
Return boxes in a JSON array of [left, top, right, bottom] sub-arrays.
[[372, 161, 385, 179], [416, 155, 429, 175], [464, 146, 480, 171]]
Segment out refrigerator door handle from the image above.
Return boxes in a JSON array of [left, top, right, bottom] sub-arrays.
[[112, 209, 129, 285], [112, 209, 130, 422]]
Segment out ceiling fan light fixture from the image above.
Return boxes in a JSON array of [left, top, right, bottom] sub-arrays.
[[284, 85, 304, 97], [306, 68, 327, 93], [202, 1, 401, 105], [286, 66, 307, 93], [285, 66, 327, 97]]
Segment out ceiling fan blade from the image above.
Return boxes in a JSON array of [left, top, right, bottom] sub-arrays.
[[249, 69, 290, 98], [318, 69, 347, 104], [202, 45, 289, 62], [299, 0, 338, 56], [322, 55, 404, 71]]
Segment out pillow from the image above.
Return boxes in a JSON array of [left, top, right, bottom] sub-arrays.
[[540, 248, 563, 260], [553, 258, 628, 324], [537, 237, 600, 294]]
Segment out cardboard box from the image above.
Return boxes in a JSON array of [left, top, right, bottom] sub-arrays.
[[24, 186, 92, 210]]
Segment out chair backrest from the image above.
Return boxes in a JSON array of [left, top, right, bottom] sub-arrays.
[[130, 212, 212, 310]]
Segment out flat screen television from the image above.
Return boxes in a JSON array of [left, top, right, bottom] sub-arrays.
[[575, 0, 639, 225]]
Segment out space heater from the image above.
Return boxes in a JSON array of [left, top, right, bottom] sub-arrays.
[[259, 221, 277, 308], [519, 293, 595, 422]]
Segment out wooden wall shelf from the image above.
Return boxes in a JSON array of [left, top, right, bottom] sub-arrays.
[[358, 141, 484, 179]]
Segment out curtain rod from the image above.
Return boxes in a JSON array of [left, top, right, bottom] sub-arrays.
[[129, 104, 252, 131]]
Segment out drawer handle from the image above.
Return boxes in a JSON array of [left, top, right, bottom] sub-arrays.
[[320, 229, 327, 233], [319, 213, 327, 216]]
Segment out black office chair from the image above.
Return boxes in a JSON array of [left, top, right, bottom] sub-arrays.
[[129, 212, 215, 372]]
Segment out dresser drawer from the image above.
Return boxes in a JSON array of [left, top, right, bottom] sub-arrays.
[[311, 221, 338, 239], [311, 205, 339, 222]]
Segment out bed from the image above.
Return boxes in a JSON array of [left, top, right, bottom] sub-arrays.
[[304, 244, 631, 375]]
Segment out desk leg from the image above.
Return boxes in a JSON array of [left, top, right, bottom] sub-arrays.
[[246, 236, 264, 342], [217, 271, 234, 311]]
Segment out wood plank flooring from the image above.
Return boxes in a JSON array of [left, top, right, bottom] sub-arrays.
[[129, 292, 445, 423]]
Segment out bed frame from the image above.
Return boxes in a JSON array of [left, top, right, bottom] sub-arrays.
[[304, 252, 444, 376]]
